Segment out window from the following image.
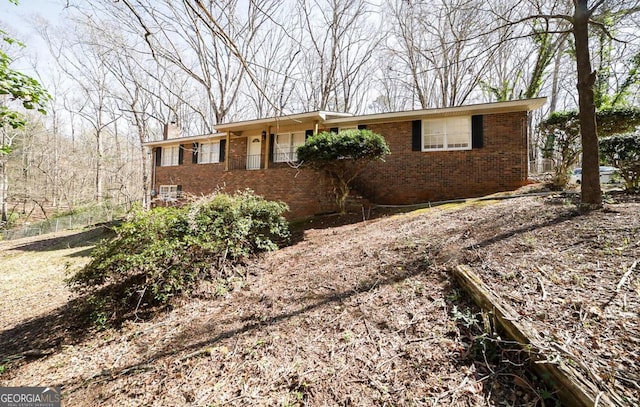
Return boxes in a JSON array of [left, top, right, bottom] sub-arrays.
[[274, 131, 306, 162], [159, 185, 179, 201], [199, 142, 221, 164], [422, 117, 471, 151], [161, 145, 180, 166]]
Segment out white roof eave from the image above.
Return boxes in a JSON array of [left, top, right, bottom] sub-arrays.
[[142, 133, 227, 147], [323, 97, 547, 126]]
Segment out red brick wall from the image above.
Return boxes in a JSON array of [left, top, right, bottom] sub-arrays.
[[152, 111, 528, 218], [353, 111, 528, 204], [153, 147, 336, 219]]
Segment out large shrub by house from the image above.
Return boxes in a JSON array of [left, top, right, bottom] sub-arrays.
[[68, 190, 289, 324], [297, 129, 390, 213]]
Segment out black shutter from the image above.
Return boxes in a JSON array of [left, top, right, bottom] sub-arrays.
[[219, 139, 226, 162], [178, 145, 184, 165], [269, 134, 275, 162], [305, 129, 313, 139], [330, 127, 339, 134], [412, 120, 422, 151], [192, 142, 199, 164], [155, 147, 162, 166], [471, 115, 484, 148], [357, 124, 367, 130], [177, 185, 183, 198]]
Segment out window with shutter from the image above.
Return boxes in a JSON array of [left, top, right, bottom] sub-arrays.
[[421, 117, 471, 151], [161, 145, 180, 166], [273, 131, 306, 162], [198, 141, 222, 164]]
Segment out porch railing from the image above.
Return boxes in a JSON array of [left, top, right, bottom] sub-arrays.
[[273, 148, 299, 163], [228, 154, 262, 170]]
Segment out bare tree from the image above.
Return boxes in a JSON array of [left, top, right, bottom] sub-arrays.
[[40, 21, 126, 203], [383, 0, 503, 108], [97, 0, 275, 126], [500, 0, 640, 208], [294, 0, 381, 112]]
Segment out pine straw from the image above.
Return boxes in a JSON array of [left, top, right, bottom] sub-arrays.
[[1, 190, 638, 406]]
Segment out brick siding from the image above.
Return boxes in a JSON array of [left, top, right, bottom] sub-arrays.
[[154, 146, 336, 219], [153, 111, 529, 218], [353, 111, 528, 204]]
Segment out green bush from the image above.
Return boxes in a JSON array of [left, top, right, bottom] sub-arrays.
[[297, 129, 390, 213], [538, 107, 640, 189], [600, 132, 640, 192], [67, 190, 289, 323]]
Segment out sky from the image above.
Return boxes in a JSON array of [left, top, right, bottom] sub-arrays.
[[1, 0, 67, 75]]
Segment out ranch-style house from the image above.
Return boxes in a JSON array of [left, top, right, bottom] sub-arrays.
[[144, 98, 546, 219]]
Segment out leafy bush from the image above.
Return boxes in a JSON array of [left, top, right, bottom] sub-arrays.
[[67, 190, 289, 324], [538, 107, 640, 189], [600, 132, 640, 192], [538, 111, 581, 189], [297, 129, 390, 213]]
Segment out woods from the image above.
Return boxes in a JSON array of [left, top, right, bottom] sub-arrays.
[[1, 0, 640, 227]]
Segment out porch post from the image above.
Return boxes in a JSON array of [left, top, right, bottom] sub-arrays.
[[225, 131, 230, 171], [265, 126, 271, 170]]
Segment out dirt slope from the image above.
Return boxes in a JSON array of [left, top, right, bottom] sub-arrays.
[[1, 192, 638, 406]]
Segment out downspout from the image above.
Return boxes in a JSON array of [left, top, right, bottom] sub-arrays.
[[314, 121, 319, 135], [150, 146, 156, 208]]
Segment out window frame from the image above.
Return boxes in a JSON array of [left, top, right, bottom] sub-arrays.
[[273, 131, 306, 162], [161, 145, 180, 166], [158, 185, 178, 201], [421, 116, 472, 152], [198, 141, 221, 164]]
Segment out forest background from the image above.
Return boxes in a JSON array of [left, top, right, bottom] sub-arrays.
[[1, 0, 639, 228]]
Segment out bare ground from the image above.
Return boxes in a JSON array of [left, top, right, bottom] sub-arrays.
[[0, 188, 638, 406]]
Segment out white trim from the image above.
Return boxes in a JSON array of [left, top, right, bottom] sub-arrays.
[[422, 116, 471, 151], [143, 133, 226, 147], [323, 98, 547, 127], [273, 131, 306, 162], [159, 185, 178, 201], [198, 141, 221, 164], [143, 98, 546, 148], [161, 145, 180, 166], [213, 111, 353, 132]]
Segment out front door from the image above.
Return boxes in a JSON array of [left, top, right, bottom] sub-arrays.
[[247, 136, 262, 170]]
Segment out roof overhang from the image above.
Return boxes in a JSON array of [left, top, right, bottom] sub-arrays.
[[324, 97, 547, 126], [142, 132, 227, 148], [212, 111, 353, 133], [143, 98, 546, 145]]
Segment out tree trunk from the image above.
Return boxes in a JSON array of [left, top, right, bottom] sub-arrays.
[[1, 127, 8, 224], [0, 159, 7, 223], [573, 0, 602, 209]]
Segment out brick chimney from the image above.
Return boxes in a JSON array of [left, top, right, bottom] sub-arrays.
[[163, 120, 182, 140]]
